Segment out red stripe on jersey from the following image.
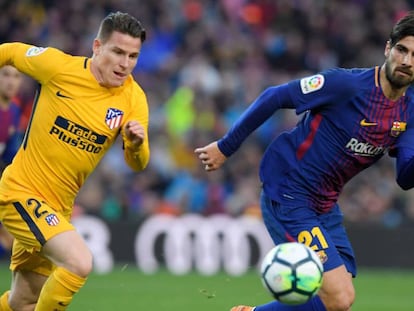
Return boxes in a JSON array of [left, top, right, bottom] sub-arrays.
[[285, 232, 296, 242], [296, 114, 323, 160]]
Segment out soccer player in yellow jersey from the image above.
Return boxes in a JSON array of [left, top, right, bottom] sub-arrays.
[[0, 11, 149, 311]]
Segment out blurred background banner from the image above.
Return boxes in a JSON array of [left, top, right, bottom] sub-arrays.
[[69, 214, 414, 274], [72, 214, 274, 275], [2, 0, 414, 272]]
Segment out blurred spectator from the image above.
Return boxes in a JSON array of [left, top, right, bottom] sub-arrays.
[[0, 65, 24, 257], [0, 65, 24, 174]]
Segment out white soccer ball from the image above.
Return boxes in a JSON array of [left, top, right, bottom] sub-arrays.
[[260, 242, 323, 305]]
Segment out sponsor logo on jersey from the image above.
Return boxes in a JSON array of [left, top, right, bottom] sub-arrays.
[[360, 119, 378, 126], [45, 213, 60, 226], [300, 74, 324, 94], [345, 138, 387, 157], [105, 108, 124, 130], [49, 116, 107, 153], [26, 46, 48, 57], [390, 121, 406, 137]]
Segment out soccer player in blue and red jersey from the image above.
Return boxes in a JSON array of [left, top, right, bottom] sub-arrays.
[[196, 11, 414, 311]]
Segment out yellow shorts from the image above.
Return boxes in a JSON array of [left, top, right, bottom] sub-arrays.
[[0, 193, 75, 276]]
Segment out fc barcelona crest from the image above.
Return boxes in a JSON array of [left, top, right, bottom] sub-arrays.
[[390, 121, 406, 137], [105, 108, 124, 130]]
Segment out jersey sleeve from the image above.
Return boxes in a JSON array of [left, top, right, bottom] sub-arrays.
[[218, 83, 293, 157], [395, 118, 414, 190], [287, 68, 360, 114], [121, 83, 150, 171], [0, 42, 66, 84]]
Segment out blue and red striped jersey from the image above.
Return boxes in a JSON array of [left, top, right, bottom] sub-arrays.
[[218, 66, 414, 213]]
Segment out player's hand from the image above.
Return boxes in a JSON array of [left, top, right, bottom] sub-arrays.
[[124, 121, 145, 148], [194, 141, 227, 171]]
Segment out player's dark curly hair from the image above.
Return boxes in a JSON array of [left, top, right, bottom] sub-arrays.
[[97, 11, 146, 43], [389, 11, 414, 47]]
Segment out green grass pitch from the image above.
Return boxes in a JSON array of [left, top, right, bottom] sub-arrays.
[[1, 263, 413, 310]]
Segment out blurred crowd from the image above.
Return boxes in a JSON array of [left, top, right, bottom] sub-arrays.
[[2, 0, 414, 227]]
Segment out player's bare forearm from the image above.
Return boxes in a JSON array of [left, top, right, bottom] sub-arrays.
[[0, 226, 13, 250], [123, 121, 150, 171], [194, 141, 227, 171]]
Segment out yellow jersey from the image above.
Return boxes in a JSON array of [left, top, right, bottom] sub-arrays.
[[0, 43, 150, 217]]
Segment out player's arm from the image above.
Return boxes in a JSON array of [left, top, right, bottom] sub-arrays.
[[0, 224, 13, 250], [195, 84, 294, 171], [395, 122, 414, 190], [122, 120, 150, 172], [195, 69, 357, 171], [0, 43, 26, 67], [121, 89, 150, 172], [0, 43, 61, 83]]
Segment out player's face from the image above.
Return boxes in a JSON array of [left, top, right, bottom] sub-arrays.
[[92, 31, 142, 88], [384, 36, 414, 88], [0, 65, 22, 102]]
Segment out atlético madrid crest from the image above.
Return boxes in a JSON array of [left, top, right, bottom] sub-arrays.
[[105, 108, 124, 130], [45, 213, 60, 226]]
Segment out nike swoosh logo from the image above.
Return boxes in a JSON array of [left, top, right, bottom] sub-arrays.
[[58, 302, 69, 306], [360, 119, 377, 126], [56, 91, 73, 99]]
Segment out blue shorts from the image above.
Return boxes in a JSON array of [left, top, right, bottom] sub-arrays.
[[260, 191, 357, 277]]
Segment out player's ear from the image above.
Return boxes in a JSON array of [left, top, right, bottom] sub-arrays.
[[384, 40, 391, 57], [92, 38, 101, 56]]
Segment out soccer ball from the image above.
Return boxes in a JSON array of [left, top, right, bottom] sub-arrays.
[[260, 242, 323, 305]]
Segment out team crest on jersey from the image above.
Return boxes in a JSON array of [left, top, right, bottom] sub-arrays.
[[45, 213, 60, 226], [316, 250, 328, 264], [105, 108, 124, 129], [26, 46, 48, 57], [390, 121, 407, 137], [300, 74, 325, 94]]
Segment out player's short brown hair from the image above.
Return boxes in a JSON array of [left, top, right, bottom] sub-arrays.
[[389, 11, 414, 47], [97, 11, 146, 43]]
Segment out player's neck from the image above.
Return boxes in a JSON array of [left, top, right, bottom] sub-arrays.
[[89, 58, 104, 86], [0, 96, 10, 110], [379, 66, 408, 101]]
